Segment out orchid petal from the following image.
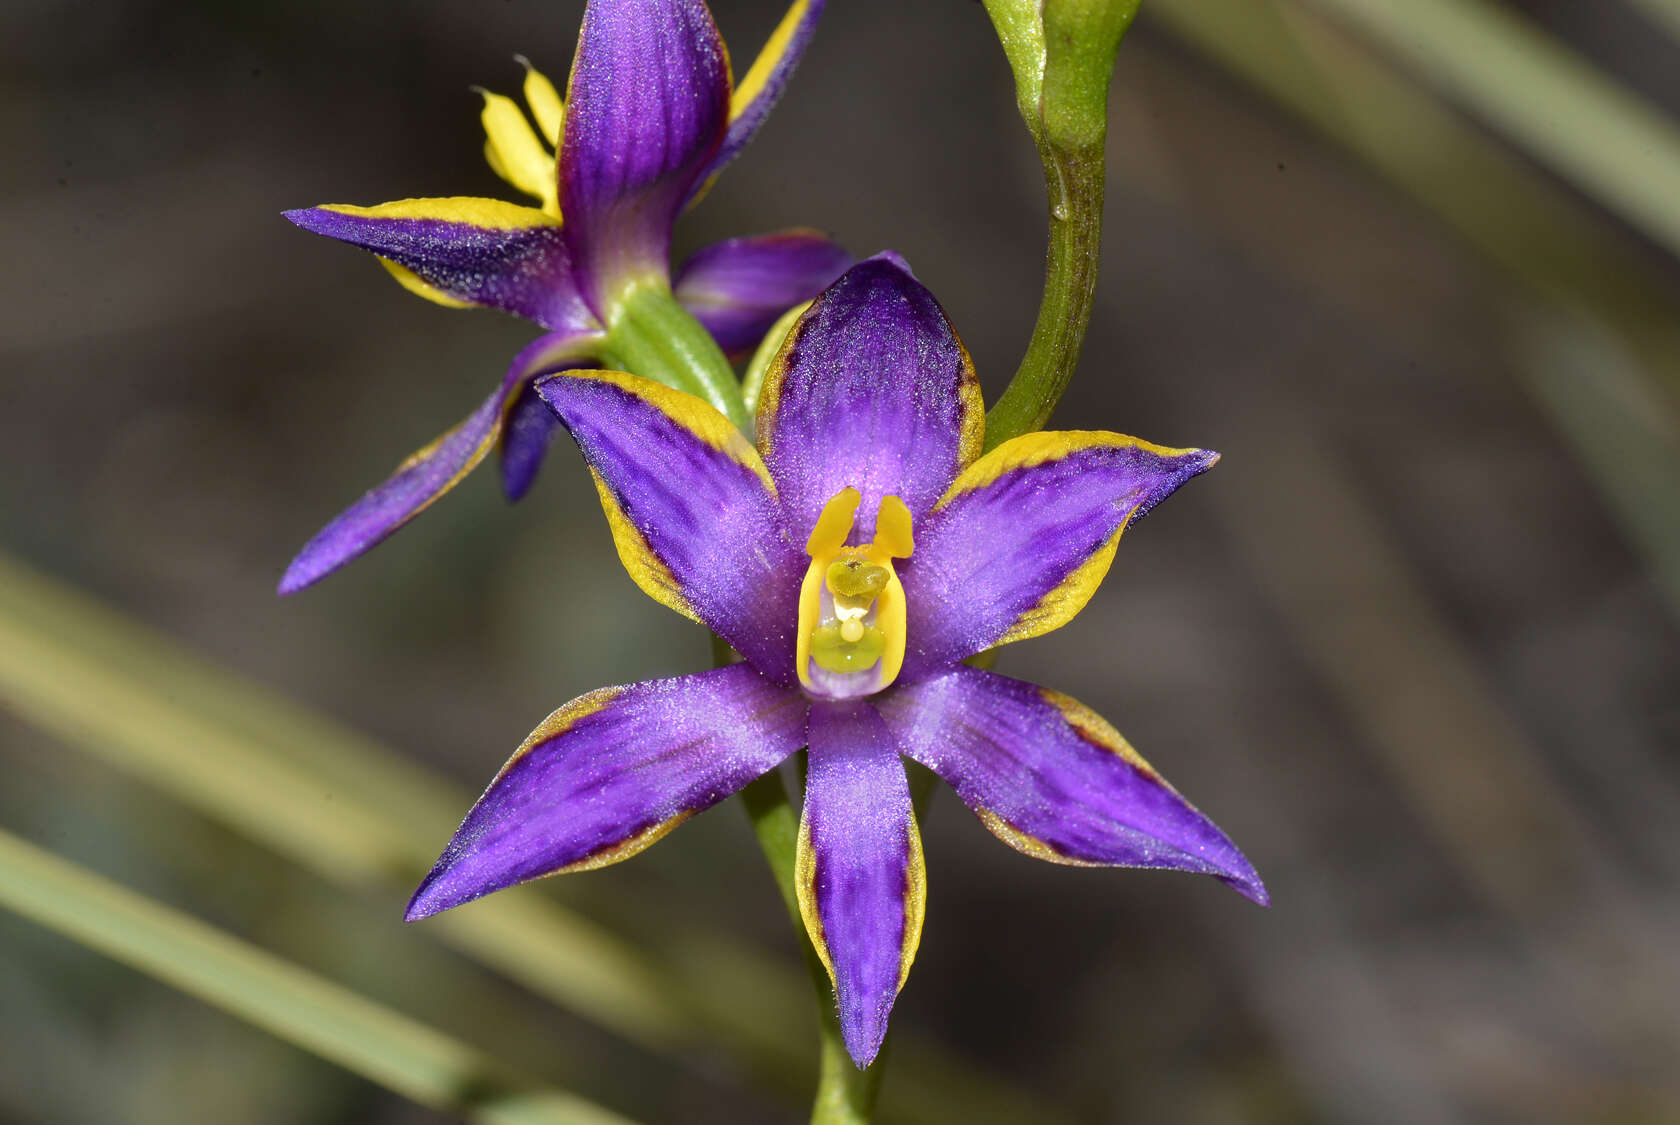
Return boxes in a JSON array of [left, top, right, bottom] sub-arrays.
[[498, 381, 562, 502], [756, 256, 985, 546], [693, 0, 826, 195], [536, 370, 805, 681], [407, 664, 806, 919], [560, 0, 730, 314], [673, 229, 852, 358], [283, 198, 591, 330], [478, 90, 558, 215], [878, 667, 1266, 905], [900, 432, 1217, 675], [517, 57, 566, 146], [279, 330, 602, 594], [797, 700, 926, 1067]]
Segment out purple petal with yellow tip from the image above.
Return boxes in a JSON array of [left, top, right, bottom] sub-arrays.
[[279, 330, 602, 594], [756, 256, 985, 546], [796, 700, 926, 1067], [407, 664, 807, 920], [537, 370, 805, 681], [559, 0, 730, 312], [695, 0, 826, 191], [673, 229, 852, 357], [899, 432, 1217, 675], [283, 198, 592, 330], [877, 667, 1267, 905]]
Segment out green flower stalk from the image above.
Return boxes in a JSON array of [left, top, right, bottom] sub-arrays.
[[981, 0, 1142, 448]]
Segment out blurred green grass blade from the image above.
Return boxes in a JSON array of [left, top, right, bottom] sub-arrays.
[[1148, 0, 1680, 615], [0, 554, 1066, 1125], [1626, 0, 1680, 41], [1298, 0, 1680, 262], [0, 827, 630, 1125], [0, 553, 687, 1048]]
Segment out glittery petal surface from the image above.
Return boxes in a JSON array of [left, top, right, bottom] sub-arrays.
[[407, 664, 807, 919], [537, 370, 805, 681], [755, 255, 984, 546], [693, 0, 826, 193], [279, 330, 603, 594], [899, 432, 1217, 675], [877, 666, 1267, 905], [673, 229, 851, 358], [283, 199, 592, 330], [796, 700, 926, 1067], [559, 0, 730, 313]]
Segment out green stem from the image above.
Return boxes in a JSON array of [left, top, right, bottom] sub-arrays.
[[983, 141, 1107, 450], [601, 284, 751, 431]]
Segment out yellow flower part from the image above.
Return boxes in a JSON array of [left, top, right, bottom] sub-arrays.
[[796, 487, 914, 697], [477, 62, 564, 217]]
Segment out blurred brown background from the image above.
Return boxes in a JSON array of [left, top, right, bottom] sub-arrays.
[[3, 0, 1679, 1122]]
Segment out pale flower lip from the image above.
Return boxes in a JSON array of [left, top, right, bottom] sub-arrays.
[[277, 0, 849, 595], [405, 256, 1266, 1069]]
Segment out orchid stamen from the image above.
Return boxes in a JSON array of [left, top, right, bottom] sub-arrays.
[[797, 489, 912, 697]]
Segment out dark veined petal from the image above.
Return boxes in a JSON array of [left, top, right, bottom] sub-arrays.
[[796, 700, 926, 1067], [692, 0, 827, 196], [559, 0, 730, 313], [877, 667, 1266, 905], [278, 331, 602, 595], [756, 256, 985, 547], [283, 198, 593, 331], [673, 229, 852, 358], [497, 381, 561, 502], [899, 431, 1217, 675], [536, 370, 805, 681], [407, 664, 807, 919]]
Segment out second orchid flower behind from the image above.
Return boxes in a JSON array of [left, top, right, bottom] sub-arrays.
[[405, 257, 1267, 1068], [280, 0, 849, 594]]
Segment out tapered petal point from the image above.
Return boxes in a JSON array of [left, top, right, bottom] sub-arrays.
[[407, 666, 806, 919], [694, 0, 827, 192], [880, 668, 1265, 903], [281, 199, 592, 329], [901, 433, 1218, 670], [797, 701, 924, 1069], [277, 330, 600, 594]]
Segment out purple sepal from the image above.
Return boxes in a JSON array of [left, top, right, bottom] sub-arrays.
[[560, 0, 730, 314], [674, 229, 852, 357], [803, 700, 920, 1067], [878, 667, 1267, 905], [282, 206, 591, 331], [407, 664, 806, 919], [279, 330, 600, 594], [498, 381, 562, 502], [900, 440, 1218, 673], [537, 371, 805, 681], [757, 255, 983, 546], [694, 0, 827, 190]]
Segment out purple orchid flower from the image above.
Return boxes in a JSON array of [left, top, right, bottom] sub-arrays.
[[280, 0, 850, 594], [404, 257, 1267, 1068]]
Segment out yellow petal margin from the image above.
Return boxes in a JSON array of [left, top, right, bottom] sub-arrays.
[[730, 0, 814, 119], [976, 687, 1174, 866], [321, 197, 560, 310], [547, 371, 778, 626], [794, 802, 928, 995], [935, 430, 1215, 647]]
